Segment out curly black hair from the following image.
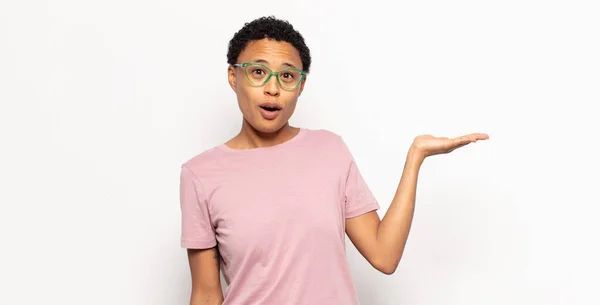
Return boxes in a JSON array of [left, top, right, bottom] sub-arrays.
[[227, 16, 312, 73]]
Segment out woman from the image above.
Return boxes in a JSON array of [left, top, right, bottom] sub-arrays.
[[180, 16, 489, 305]]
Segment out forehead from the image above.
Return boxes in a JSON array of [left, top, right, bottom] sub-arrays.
[[237, 38, 303, 70]]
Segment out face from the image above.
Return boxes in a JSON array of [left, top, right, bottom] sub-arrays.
[[228, 38, 306, 134]]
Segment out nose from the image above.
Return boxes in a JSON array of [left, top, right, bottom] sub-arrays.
[[264, 75, 280, 97]]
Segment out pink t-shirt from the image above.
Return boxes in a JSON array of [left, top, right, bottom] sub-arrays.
[[179, 128, 379, 304]]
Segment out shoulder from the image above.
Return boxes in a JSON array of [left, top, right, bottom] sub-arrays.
[[180, 146, 224, 178], [303, 128, 352, 160], [304, 128, 345, 146]]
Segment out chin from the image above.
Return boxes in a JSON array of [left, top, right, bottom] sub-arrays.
[[249, 119, 288, 134]]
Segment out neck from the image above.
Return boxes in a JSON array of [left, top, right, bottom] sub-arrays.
[[230, 120, 299, 149]]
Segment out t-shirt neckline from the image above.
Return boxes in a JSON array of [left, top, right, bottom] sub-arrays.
[[217, 128, 308, 153]]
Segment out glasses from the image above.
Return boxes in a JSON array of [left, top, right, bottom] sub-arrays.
[[232, 62, 307, 90]]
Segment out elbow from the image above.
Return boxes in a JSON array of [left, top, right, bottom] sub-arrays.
[[377, 263, 398, 275], [372, 258, 400, 275]]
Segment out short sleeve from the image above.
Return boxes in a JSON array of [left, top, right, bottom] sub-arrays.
[[179, 164, 217, 249], [340, 138, 380, 219]]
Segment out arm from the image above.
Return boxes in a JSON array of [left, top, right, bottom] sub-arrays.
[[187, 247, 224, 305], [179, 164, 223, 303], [346, 146, 422, 275], [346, 133, 489, 275]]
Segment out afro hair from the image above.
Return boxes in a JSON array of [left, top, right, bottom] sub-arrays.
[[227, 16, 312, 73]]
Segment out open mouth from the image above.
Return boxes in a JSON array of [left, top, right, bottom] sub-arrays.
[[259, 102, 282, 112], [258, 103, 282, 120], [260, 106, 280, 112]]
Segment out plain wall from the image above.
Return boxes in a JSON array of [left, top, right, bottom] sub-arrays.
[[1, 0, 599, 304]]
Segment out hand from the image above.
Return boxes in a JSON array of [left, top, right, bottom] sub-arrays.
[[410, 133, 489, 159]]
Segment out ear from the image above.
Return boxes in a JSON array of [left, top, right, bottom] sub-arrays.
[[228, 66, 237, 92], [297, 76, 307, 97]]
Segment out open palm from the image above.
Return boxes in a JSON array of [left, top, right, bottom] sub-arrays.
[[412, 133, 490, 158]]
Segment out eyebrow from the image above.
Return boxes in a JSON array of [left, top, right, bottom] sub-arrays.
[[254, 59, 297, 69]]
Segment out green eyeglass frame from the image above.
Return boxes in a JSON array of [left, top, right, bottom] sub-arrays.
[[232, 62, 308, 90]]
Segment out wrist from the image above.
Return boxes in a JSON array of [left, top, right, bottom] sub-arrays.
[[407, 145, 426, 165]]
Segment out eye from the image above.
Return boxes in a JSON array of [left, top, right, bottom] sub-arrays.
[[252, 69, 266, 76], [282, 72, 294, 79]]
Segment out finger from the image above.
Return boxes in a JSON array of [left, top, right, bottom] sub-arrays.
[[455, 133, 489, 143], [448, 142, 469, 153], [452, 136, 473, 145], [469, 133, 489, 140]]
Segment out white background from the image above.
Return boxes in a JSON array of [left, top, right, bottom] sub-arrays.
[[1, 0, 599, 304]]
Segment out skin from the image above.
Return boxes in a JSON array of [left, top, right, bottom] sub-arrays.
[[187, 38, 490, 304], [345, 133, 489, 275], [225, 38, 307, 150], [187, 247, 223, 305]]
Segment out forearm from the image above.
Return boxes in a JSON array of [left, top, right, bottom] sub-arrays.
[[190, 293, 224, 305], [376, 146, 424, 271], [188, 247, 224, 305]]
